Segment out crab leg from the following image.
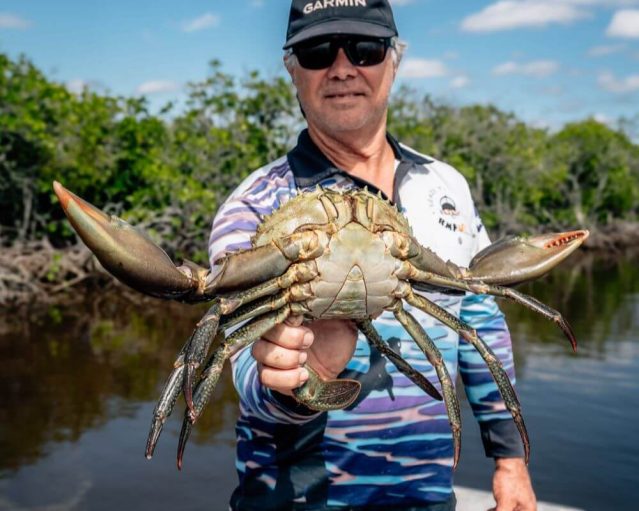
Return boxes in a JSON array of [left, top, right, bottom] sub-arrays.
[[221, 292, 291, 331], [355, 319, 442, 401], [391, 303, 462, 468], [177, 306, 293, 469], [53, 181, 325, 302], [398, 263, 577, 352], [183, 262, 318, 411], [175, 303, 362, 468], [148, 278, 301, 458], [205, 232, 326, 296], [146, 301, 227, 459], [182, 304, 222, 416], [403, 290, 530, 463], [145, 332, 196, 459], [213, 261, 318, 325]]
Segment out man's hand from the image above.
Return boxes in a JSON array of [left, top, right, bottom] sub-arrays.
[[251, 315, 358, 396], [489, 457, 537, 511]]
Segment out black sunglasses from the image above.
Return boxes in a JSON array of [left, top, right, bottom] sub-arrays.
[[293, 36, 392, 70]]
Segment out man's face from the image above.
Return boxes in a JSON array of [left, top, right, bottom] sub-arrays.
[[287, 39, 396, 138]]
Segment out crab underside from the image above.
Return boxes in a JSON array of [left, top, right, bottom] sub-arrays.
[[53, 181, 588, 469]]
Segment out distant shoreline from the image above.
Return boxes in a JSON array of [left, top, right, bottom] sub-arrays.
[[579, 220, 639, 250]]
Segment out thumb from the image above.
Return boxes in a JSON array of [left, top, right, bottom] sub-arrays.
[[285, 314, 304, 327]]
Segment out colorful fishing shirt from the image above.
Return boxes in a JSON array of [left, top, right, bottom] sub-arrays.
[[208, 130, 525, 511]]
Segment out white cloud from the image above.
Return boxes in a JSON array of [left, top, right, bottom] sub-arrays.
[[606, 9, 639, 37], [598, 71, 639, 92], [567, 1, 639, 6], [493, 60, 559, 77], [0, 13, 31, 29], [451, 75, 470, 88], [594, 112, 613, 125], [136, 80, 181, 95], [587, 43, 626, 56], [66, 79, 87, 95], [181, 13, 220, 33], [399, 58, 449, 78], [461, 1, 590, 32]]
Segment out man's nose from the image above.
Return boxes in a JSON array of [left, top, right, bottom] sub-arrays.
[[327, 48, 357, 79]]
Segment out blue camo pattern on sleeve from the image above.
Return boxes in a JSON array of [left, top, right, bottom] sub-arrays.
[[458, 294, 515, 422], [458, 203, 515, 423]]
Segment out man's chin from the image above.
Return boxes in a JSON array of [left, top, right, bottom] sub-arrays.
[[323, 121, 371, 135], [317, 113, 372, 133]]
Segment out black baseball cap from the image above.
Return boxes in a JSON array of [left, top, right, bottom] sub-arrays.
[[283, 0, 398, 49]]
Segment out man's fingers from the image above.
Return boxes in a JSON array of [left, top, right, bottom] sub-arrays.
[[259, 365, 309, 391], [262, 321, 314, 349], [252, 339, 308, 369], [254, 319, 313, 393]]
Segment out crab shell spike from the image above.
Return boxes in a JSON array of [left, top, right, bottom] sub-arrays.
[[468, 230, 590, 286], [53, 181, 199, 299]]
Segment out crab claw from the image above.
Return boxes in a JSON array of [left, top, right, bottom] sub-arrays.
[[53, 181, 200, 299], [467, 230, 589, 286]]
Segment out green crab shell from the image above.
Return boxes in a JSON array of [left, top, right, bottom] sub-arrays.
[[252, 188, 412, 247]]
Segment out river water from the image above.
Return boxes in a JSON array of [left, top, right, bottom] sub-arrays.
[[0, 252, 637, 511]]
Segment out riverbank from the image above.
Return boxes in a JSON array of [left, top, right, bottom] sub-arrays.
[[1, 223, 637, 307]]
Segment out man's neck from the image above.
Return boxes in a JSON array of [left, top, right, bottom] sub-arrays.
[[307, 123, 396, 198]]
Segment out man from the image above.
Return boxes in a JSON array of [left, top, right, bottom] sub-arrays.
[[209, 1, 536, 509]]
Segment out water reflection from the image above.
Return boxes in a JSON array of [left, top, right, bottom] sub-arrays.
[[0, 251, 637, 510], [0, 295, 238, 477], [503, 250, 638, 370]]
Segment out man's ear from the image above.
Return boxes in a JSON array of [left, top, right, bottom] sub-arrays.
[[283, 55, 296, 84]]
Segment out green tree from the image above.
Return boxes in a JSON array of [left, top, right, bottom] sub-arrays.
[[544, 119, 639, 228]]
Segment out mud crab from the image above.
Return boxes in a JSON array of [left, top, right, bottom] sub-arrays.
[[53, 182, 588, 469]]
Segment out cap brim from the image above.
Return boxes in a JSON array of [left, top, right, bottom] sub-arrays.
[[283, 20, 396, 49]]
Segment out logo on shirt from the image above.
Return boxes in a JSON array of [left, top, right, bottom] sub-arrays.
[[304, 0, 367, 15], [428, 188, 466, 233]]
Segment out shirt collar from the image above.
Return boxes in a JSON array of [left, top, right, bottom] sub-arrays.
[[287, 129, 433, 196]]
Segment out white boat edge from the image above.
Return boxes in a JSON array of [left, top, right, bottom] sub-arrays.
[[454, 486, 584, 511]]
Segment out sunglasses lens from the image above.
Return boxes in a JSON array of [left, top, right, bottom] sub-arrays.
[[294, 38, 389, 70], [347, 39, 388, 67], [295, 40, 335, 70]]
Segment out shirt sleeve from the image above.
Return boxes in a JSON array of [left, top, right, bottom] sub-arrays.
[[457, 209, 526, 458], [208, 191, 321, 425]]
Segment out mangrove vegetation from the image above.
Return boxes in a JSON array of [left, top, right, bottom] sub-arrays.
[[1, 53, 637, 305]]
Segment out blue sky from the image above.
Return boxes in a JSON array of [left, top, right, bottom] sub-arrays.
[[1, 0, 638, 130]]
